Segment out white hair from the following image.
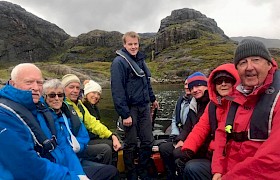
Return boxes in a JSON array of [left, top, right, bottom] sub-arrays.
[[11, 63, 41, 81]]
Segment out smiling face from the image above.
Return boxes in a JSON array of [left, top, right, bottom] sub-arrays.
[[236, 56, 272, 89], [214, 77, 234, 97], [11, 65, 43, 103], [86, 91, 101, 105], [123, 36, 139, 56], [45, 87, 64, 110], [190, 85, 208, 99], [64, 82, 80, 102]]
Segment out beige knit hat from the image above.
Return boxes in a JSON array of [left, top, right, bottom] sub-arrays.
[[61, 74, 81, 87], [84, 80, 102, 95]]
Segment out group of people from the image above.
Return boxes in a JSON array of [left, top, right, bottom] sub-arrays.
[[0, 30, 279, 180], [158, 38, 280, 180]]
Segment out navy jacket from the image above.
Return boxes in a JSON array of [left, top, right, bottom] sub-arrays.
[[111, 48, 156, 119]]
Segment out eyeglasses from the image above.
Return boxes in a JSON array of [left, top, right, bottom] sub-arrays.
[[215, 78, 233, 85], [46, 93, 65, 98]]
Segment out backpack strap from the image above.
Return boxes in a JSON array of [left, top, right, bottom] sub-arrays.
[[0, 98, 57, 161], [208, 101, 217, 139]]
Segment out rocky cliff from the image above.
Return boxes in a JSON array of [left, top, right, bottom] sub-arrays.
[[155, 8, 229, 52], [0, 1, 70, 66]]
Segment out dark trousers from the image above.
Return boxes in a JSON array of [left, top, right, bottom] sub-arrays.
[[123, 104, 154, 180], [159, 141, 185, 180], [183, 159, 211, 180], [78, 139, 112, 165], [88, 138, 118, 166], [82, 160, 119, 180]]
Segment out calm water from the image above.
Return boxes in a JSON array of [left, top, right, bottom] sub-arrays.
[[98, 84, 184, 134]]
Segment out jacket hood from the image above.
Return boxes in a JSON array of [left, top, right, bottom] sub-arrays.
[[0, 84, 37, 111], [208, 63, 240, 105]]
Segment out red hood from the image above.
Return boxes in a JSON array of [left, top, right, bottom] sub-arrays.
[[208, 63, 240, 105]]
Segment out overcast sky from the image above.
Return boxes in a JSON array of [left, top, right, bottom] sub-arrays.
[[4, 0, 280, 39]]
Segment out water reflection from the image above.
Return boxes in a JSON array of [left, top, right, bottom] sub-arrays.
[[98, 84, 183, 134]]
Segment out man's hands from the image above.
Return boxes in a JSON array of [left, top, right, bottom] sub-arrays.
[[112, 134, 122, 151], [212, 173, 222, 180], [123, 116, 132, 127], [174, 140, 184, 149], [152, 100, 160, 109]]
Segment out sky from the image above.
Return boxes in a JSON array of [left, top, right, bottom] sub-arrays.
[[4, 0, 280, 39]]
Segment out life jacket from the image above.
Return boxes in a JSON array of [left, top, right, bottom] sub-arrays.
[[225, 70, 280, 142], [77, 103, 98, 140], [0, 98, 57, 162], [175, 94, 191, 129], [60, 102, 81, 137], [116, 49, 151, 78]]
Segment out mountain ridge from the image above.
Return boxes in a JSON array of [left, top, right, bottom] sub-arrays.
[[0, 1, 279, 85]]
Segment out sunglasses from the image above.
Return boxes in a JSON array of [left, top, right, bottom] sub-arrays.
[[46, 93, 65, 98], [215, 78, 233, 85]]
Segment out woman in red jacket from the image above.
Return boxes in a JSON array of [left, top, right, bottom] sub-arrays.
[[178, 63, 239, 180]]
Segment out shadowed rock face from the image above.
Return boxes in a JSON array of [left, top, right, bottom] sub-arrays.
[[0, 1, 70, 64], [155, 8, 228, 52]]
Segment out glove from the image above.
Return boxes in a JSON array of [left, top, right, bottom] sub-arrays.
[[181, 149, 195, 162]]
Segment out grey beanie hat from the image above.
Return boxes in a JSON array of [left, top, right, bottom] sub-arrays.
[[233, 39, 271, 66]]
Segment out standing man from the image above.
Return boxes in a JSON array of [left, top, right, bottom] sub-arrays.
[[212, 39, 280, 180], [111, 31, 159, 180]]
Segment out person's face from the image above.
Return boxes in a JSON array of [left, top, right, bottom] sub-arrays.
[[184, 79, 191, 96], [86, 91, 101, 105], [123, 36, 139, 56], [236, 56, 272, 89], [190, 85, 208, 99], [11, 67, 43, 103], [215, 77, 234, 97], [45, 88, 64, 110], [64, 82, 80, 102]]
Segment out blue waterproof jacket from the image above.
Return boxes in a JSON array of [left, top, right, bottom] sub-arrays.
[[111, 48, 156, 119], [41, 98, 89, 153], [0, 84, 83, 180]]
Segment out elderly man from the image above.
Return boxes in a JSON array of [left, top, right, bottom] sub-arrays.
[[61, 74, 121, 166], [212, 39, 280, 180], [0, 63, 87, 179]]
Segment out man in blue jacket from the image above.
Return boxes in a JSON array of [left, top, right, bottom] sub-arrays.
[[0, 63, 88, 179], [111, 31, 159, 180]]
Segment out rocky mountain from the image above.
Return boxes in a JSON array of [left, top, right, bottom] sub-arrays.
[[155, 8, 228, 52], [0, 1, 69, 67], [0, 1, 279, 83], [231, 36, 280, 48]]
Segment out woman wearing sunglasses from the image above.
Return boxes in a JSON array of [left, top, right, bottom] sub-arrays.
[[41, 79, 118, 180], [177, 63, 240, 180]]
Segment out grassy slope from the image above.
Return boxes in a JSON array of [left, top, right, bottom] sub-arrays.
[[0, 33, 279, 83]]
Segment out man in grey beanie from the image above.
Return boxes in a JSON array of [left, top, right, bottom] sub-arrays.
[[212, 39, 280, 180]]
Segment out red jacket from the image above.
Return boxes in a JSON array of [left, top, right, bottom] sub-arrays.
[[212, 60, 280, 180], [181, 63, 239, 153]]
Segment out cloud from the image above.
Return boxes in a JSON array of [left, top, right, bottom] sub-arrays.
[[4, 0, 280, 39]]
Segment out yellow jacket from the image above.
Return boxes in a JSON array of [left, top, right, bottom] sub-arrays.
[[65, 98, 112, 139]]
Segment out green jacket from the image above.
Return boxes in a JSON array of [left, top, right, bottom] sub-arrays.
[[65, 98, 112, 139]]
